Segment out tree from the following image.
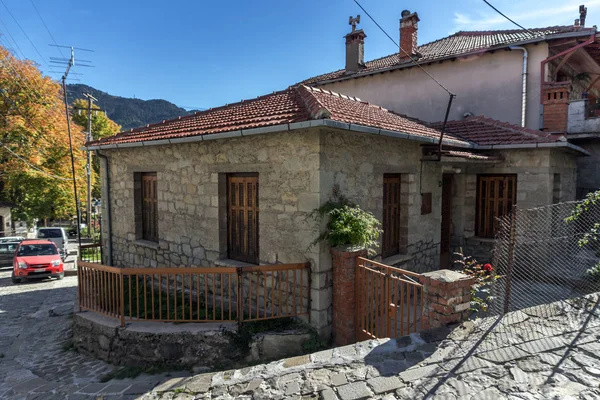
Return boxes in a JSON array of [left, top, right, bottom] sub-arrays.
[[70, 98, 120, 199], [0, 45, 86, 226]]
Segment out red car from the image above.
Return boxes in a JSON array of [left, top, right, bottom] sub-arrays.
[[12, 239, 64, 284]]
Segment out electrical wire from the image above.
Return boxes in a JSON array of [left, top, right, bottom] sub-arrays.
[[0, 0, 50, 69], [28, 0, 67, 60], [352, 0, 454, 96], [481, 0, 540, 36], [0, 140, 81, 181]]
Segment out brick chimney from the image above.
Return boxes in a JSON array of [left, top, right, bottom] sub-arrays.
[[542, 82, 571, 132], [345, 15, 366, 73], [400, 10, 420, 60]]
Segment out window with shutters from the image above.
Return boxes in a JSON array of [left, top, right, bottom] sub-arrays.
[[140, 173, 158, 242], [227, 174, 259, 264], [382, 174, 401, 258], [476, 175, 517, 238]]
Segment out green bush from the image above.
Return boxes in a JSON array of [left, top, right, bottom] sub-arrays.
[[309, 194, 381, 255]]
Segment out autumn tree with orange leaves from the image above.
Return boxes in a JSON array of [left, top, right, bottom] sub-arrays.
[[0, 45, 87, 226]]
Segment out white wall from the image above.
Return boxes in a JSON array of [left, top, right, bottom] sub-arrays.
[[319, 43, 548, 130]]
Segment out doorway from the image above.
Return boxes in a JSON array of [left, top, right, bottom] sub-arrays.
[[440, 174, 453, 268]]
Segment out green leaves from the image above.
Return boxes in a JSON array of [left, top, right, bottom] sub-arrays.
[[309, 196, 382, 255]]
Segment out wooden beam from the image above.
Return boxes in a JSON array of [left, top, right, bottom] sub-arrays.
[[586, 74, 600, 92], [553, 50, 578, 81]]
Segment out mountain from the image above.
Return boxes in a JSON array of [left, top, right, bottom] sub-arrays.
[[66, 84, 196, 131]]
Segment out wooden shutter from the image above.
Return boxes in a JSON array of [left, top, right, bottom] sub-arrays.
[[382, 175, 401, 258], [227, 174, 259, 264], [141, 173, 158, 242], [476, 175, 516, 238]]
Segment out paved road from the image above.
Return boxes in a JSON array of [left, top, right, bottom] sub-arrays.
[[1, 264, 600, 400], [0, 269, 170, 400]]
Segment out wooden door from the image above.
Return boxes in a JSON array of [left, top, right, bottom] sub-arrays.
[[227, 174, 259, 264], [141, 173, 158, 242], [440, 174, 453, 268], [382, 175, 401, 259]]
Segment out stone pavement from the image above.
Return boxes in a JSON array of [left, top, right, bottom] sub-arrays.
[[0, 268, 178, 400], [145, 293, 600, 400], [1, 263, 600, 399]]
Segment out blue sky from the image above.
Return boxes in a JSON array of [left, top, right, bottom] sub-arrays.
[[1, 0, 599, 110]]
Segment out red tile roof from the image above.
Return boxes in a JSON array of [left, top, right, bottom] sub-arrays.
[[89, 85, 470, 147], [430, 116, 561, 146], [301, 26, 595, 85]]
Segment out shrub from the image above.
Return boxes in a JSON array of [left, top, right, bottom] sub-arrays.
[[454, 248, 500, 315], [309, 194, 382, 255]]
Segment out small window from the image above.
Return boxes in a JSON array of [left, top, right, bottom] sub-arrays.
[[382, 174, 401, 258], [476, 175, 517, 238], [135, 172, 158, 242]]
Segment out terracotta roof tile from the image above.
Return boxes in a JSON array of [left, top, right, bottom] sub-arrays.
[[430, 116, 562, 146], [89, 85, 470, 147], [301, 26, 595, 84]]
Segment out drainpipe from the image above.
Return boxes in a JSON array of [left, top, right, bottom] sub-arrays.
[[95, 151, 113, 266], [510, 46, 528, 127]]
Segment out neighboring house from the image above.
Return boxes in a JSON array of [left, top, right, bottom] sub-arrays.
[[301, 6, 600, 196], [87, 85, 586, 335], [0, 201, 15, 238]]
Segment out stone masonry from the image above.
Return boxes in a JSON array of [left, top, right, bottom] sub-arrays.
[[99, 126, 577, 337], [420, 269, 474, 330]]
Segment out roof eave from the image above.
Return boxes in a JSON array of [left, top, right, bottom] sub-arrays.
[[85, 119, 472, 150], [475, 141, 590, 155]]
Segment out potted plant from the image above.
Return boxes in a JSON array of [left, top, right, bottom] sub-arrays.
[[309, 193, 381, 255]]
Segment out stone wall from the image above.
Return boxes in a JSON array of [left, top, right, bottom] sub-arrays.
[[445, 148, 578, 263], [73, 311, 313, 368], [100, 129, 327, 333], [318, 129, 442, 273]]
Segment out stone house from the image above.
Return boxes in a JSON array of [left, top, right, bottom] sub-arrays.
[[301, 6, 600, 197], [0, 201, 14, 237], [88, 85, 586, 336]]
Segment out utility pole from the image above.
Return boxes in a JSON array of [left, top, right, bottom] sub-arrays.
[[60, 47, 82, 250], [83, 93, 96, 232]]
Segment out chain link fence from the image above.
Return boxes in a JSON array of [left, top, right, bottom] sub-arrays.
[[490, 199, 600, 317]]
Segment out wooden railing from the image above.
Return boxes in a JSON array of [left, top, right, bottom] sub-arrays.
[[356, 257, 423, 340], [77, 261, 311, 327], [79, 243, 103, 264]]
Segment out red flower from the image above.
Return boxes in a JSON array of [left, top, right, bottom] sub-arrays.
[[483, 263, 493, 272]]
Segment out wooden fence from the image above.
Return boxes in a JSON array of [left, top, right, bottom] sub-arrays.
[[79, 243, 103, 264], [77, 261, 311, 326]]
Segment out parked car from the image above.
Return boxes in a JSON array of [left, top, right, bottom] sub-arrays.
[[36, 227, 68, 259], [0, 241, 19, 268], [12, 239, 64, 283], [67, 224, 87, 238], [0, 236, 24, 243]]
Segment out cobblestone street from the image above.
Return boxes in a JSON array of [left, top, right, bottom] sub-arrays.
[[0, 268, 171, 400], [1, 264, 600, 399]]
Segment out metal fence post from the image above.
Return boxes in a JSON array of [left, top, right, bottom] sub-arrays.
[[237, 267, 243, 329], [503, 205, 517, 314], [119, 270, 125, 327]]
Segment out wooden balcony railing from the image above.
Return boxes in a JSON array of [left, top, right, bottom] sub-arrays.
[[77, 261, 311, 327]]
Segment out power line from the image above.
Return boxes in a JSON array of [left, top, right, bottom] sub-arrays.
[[0, 0, 50, 69], [28, 0, 67, 60], [352, 0, 454, 96], [0, 139, 80, 181], [481, 0, 539, 36]]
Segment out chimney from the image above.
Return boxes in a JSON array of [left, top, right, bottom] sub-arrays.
[[345, 15, 366, 73], [400, 10, 420, 60], [580, 4, 587, 27]]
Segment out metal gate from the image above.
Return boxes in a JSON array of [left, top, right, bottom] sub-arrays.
[[356, 257, 424, 341]]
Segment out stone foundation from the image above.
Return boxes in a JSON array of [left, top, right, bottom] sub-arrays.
[[73, 311, 314, 368]]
